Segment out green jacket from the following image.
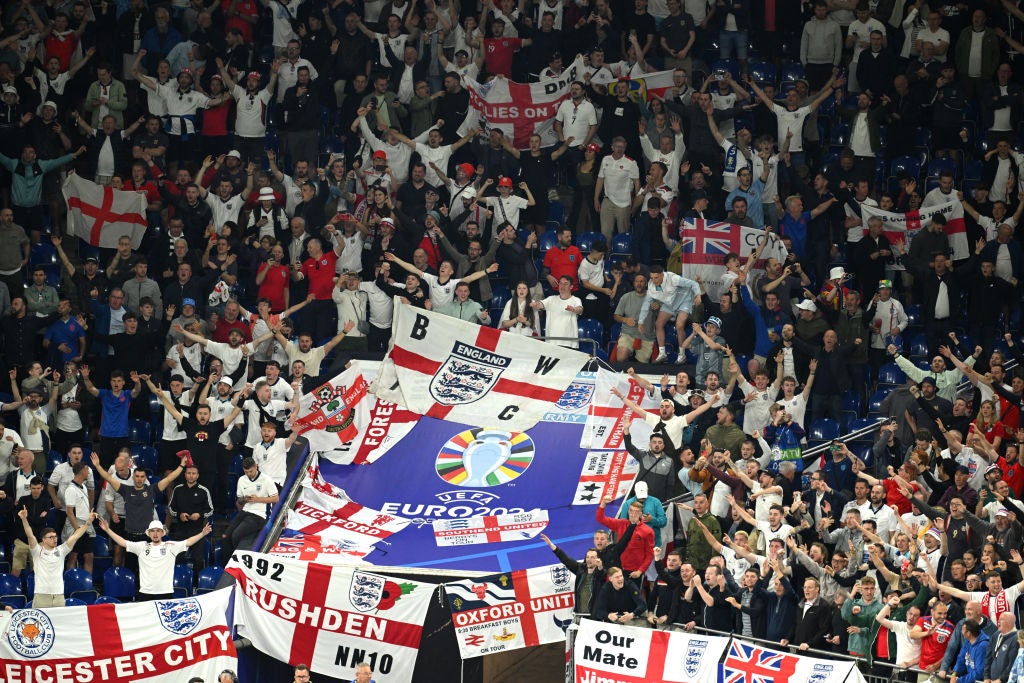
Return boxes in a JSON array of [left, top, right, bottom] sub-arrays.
[[893, 352, 975, 403], [84, 79, 128, 128], [685, 511, 721, 572], [0, 153, 75, 208], [955, 27, 1000, 82], [841, 595, 883, 657]]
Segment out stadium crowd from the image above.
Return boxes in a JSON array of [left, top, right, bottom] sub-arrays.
[[1, 0, 1024, 679]]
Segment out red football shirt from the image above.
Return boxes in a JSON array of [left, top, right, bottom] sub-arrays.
[[483, 37, 522, 78], [301, 250, 338, 300]]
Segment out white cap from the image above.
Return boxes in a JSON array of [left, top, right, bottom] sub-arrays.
[[796, 299, 817, 312], [147, 520, 165, 532], [829, 266, 846, 281], [41, 100, 58, 113], [226, 150, 241, 159], [218, 377, 234, 387], [2, 85, 17, 96], [258, 186, 275, 199], [634, 481, 648, 498]]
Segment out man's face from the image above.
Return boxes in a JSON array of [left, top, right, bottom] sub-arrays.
[[804, 579, 819, 601], [184, 467, 199, 484], [593, 532, 609, 549], [133, 470, 148, 488], [298, 335, 313, 352], [693, 496, 708, 515], [353, 666, 371, 683]]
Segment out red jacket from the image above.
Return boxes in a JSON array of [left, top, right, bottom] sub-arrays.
[[595, 506, 654, 573]]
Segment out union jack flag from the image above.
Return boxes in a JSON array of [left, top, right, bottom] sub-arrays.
[[679, 219, 745, 265], [719, 641, 797, 683]]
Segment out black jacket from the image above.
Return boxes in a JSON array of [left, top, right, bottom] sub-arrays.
[[551, 546, 606, 615], [791, 597, 833, 648]]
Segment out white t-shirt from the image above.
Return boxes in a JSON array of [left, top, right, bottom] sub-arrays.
[[738, 380, 780, 433], [62, 482, 94, 540], [252, 438, 288, 487], [31, 542, 74, 595], [541, 294, 582, 348], [577, 257, 606, 301], [598, 155, 640, 208], [414, 142, 454, 186], [887, 619, 922, 666], [161, 391, 192, 442], [237, 471, 277, 518], [420, 273, 463, 308], [18, 403, 52, 452], [774, 394, 808, 434], [232, 85, 273, 137], [485, 194, 529, 229], [918, 27, 950, 61], [48, 462, 95, 509], [243, 398, 289, 448], [772, 105, 812, 153], [159, 84, 211, 135], [126, 540, 187, 594], [554, 99, 598, 146], [253, 376, 294, 403], [204, 340, 254, 390], [756, 520, 793, 545]]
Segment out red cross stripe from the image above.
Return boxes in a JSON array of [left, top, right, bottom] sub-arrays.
[[905, 210, 922, 231], [87, 602, 125, 658], [67, 185, 147, 246]]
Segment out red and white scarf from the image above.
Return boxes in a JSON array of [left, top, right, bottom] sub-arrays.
[[982, 590, 1010, 621]]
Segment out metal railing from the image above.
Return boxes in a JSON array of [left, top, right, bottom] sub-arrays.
[[802, 416, 888, 459]]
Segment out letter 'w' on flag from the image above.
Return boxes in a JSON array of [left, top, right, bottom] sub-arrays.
[[372, 298, 590, 431], [62, 173, 148, 249]]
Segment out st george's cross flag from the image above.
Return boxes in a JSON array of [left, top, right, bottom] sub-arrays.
[[268, 530, 373, 563], [0, 589, 236, 683], [63, 173, 148, 249], [286, 459, 411, 550], [228, 551, 434, 683], [861, 199, 969, 269], [372, 299, 590, 431]]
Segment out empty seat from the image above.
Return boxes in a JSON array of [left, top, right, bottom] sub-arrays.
[[809, 418, 841, 442], [103, 567, 137, 601]]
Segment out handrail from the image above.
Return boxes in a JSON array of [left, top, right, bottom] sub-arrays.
[[801, 416, 887, 458]]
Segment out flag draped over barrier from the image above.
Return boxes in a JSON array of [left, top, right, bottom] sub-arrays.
[[0, 589, 236, 683], [228, 551, 434, 683]]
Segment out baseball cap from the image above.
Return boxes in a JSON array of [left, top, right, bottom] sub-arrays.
[[84, 256, 99, 264], [458, 163, 475, 177], [247, 71, 262, 81], [498, 176, 513, 188], [586, 142, 601, 153], [997, 508, 1010, 517], [919, 376, 937, 387], [182, 298, 196, 308], [218, 377, 234, 387], [147, 520, 165, 532], [2, 85, 17, 96], [706, 316, 722, 329], [796, 299, 818, 312], [380, 217, 395, 227], [878, 279, 893, 290], [226, 150, 241, 159], [634, 481, 648, 498], [41, 100, 58, 113], [373, 150, 387, 160]]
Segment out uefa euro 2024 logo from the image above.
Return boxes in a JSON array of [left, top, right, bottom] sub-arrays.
[[435, 428, 536, 488]]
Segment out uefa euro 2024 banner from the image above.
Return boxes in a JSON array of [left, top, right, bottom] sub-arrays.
[[0, 588, 236, 683], [317, 396, 642, 573]]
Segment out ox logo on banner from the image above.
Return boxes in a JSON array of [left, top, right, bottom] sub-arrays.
[[430, 342, 511, 405], [156, 598, 203, 635]]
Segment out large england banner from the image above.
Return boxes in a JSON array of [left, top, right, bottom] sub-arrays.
[[291, 363, 418, 464], [463, 58, 584, 149], [63, 173, 148, 249], [0, 589, 236, 683], [373, 300, 590, 431], [446, 563, 574, 659], [861, 199, 969, 269], [573, 620, 728, 683], [228, 551, 434, 683], [677, 220, 789, 298]]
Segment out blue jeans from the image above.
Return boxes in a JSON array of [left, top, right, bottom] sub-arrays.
[[718, 30, 749, 60]]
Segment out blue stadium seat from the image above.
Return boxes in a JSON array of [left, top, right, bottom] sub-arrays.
[[840, 391, 860, 413], [548, 201, 565, 225], [64, 568, 97, 603], [877, 363, 906, 386], [103, 567, 137, 601], [131, 445, 158, 472], [93, 535, 113, 579], [905, 304, 921, 328], [490, 285, 512, 312], [127, 419, 151, 444], [30, 242, 58, 267], [210, 541, 226, 567], [849, 417, 882, 438], [748, 61, 777, 85], [577, 320, 605, 352], [47, 450, 63, 473], [781, 62, 805, 84], [174, 565, 194, 596], [0, 573, 21, 596], [908, 333, 928, 359], [829, 124, 850, 152], [197, 566, 225, 594], [889, 155, 921, 179], [576, 231, 602, 255], [914, 127, 932, 151], [868, 388, 891, 413], [809, 418, 841, 442], [927, 156, 959, 179], [0, 594, 26, 609], [94, 596, 120, 604], [711, 59, 741, 80], [610, 233, 632, 259], [538, 230, 559, 254]]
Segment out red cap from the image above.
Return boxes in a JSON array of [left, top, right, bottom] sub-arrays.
[[458, 163, 475, 178], [586, 142, 601, 153], [373, 150, 387, 160], [498, 176, 513, 188], [247, 71, 262, 81], [177, 450, 194, 468]]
